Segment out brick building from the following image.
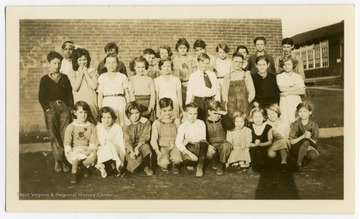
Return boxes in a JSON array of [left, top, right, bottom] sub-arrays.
[[19, 19, 283, 137]]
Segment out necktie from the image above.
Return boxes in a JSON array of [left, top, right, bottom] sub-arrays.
[[203, 71, 212, 89]]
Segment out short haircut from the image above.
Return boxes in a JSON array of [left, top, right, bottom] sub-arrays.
[[98, 106, 118, 122], [158, 97, 174, 109], [61, 41, 74, 49], [103, 54, 120, 65], [143, 48, 156, 56], [72, 48, 91, 71], [253, 36, 267, 44], [156, 45, 173, 58], [208, 100, 225, 112], [197, 53, 210, 62], [236, 45, 249, 54], [72, 101, 92, 119], [47, 51, 63, 62], [184, 102, 198, 112], [296, 101, 314, 113], [216, 43, 230, 53], [125, 101, 142, 119], [282, 38, 294, 46], [250, 107, 267, 121], [158, 57, 174, 71], [265, 103, 281, 117], [232, 111, 248, 124], [193, 39, 207, 49], [175, 38, 190, 52], [104, 42, 119, 54], [280, 54, 298, 69], [255, 55, 270, 64], [129, 56, 149, 72], [232, 51, 245, 60]]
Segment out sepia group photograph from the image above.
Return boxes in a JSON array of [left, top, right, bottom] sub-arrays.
[[4, 4, 356, 215]]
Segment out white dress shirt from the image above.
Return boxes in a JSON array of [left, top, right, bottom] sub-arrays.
[[175, 119, 207, 152], [186, 70, 220, 104]]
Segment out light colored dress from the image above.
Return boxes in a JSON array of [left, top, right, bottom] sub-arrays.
[[277, 71, 305, 124], [214, 57, 232, 96], [60, 58, 72, 75], [154, 75, 182, 118], [226, 127, 252, 164], [98, 73, 129, 126], [68, 67, 98, 120], [96, 123, 125, 169]]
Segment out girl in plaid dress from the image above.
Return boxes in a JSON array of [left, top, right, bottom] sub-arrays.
[[226, 111, 252, 169]]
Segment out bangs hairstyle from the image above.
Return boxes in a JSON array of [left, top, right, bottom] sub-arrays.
[[253, 36, 267, 44], [184, 102, 198, 112], [255, 55, 270, 64], [265, 103, 281, 117], [158, 97, 174, 109], [232, 51, 245, 60], [61, 41, 74, 49], [175, 38, 190, 52], [72, 101, 95, 124], [296, 101, 315, 113], [249, 107, 267, 122], [157, 45, 173, 58], [47, 51, 63, 62], [232, 111, 248, 124], [72, 48, 91, 71], [129, 56, 149, 72], [104, 42, 119, 53], [158, 57, 174, 71], [125, 101, 142, 119], [103, 54, 120, 65], [279, 54, 298, 69], [216, 43, 230, 53], [197, 53, 210, 62], [143, 48, 156, 56], [208, 100, 225, 112], [193, 39, 207, 49], [98, 106, 117, 122], [236, 45, 249, 54]]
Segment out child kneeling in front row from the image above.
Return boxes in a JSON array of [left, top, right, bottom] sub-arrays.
[[150, 98, 182, 174], [289, 101, 319, 171], [175, 102, 212, 177], [64, 101, 97, 184], [205, 100, 234, 175], [123, 101, 154, 176]]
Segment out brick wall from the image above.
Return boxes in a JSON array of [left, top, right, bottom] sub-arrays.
[[19, 19, 283, 135]]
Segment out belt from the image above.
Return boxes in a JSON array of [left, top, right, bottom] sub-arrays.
[[104, 93, 124, 97], [217, 76, 224, 79], [194, 95, 215, 101]]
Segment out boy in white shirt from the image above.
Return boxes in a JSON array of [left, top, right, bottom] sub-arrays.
[[175, 102, 213, 177]]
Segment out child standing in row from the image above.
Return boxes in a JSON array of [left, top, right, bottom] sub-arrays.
[[252, 55, 280, 109], [156, 45, 173, 61], [214, 43, 232, 97], [97, 55, 130, 126], [223, 52, 255, 117], [193, 39, 216, 71], [143, 48, 159, 79], [175, 103, 210, 177], [97, 42, 127, 76], [69, 48, 98, 121], [151, 98, 182, 174], [123, 102, 153, 176], [248, 36, 276, 75], [290, 102, 319, 171], [38, 51, 73, 173], [64, 101, 97, 184], [277, 54, 306, 124], [60, 41, 75, 75], [205, 101, 234, 175], [249, 108, 273, 172], [236, 45, 250, 71], [154, 58, 183, 118], [129, 56, 156, 122], [96, 107, 126, 178], [226, 111, 252, 169]]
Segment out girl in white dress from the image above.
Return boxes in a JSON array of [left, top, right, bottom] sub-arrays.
[[97, 55, 130, 126], [154, 57, 183, 118], [96, 107, 126, 178], [277, 54, 306, 124]]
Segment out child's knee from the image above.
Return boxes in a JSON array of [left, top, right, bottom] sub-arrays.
[[206, 145, 216, 159], [267, 150, 277, 158], [157, 157, 170, 168]]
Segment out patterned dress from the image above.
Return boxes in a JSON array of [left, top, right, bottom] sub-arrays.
[[227, 127, 252, 163]]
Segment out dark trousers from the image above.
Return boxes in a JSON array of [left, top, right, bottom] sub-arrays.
[[249, 146, 270, 171], [193, 96, 215, 121], [44, 101, 72, 161]]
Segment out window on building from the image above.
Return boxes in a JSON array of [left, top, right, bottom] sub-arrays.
[[296, 40, 329, 70]]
